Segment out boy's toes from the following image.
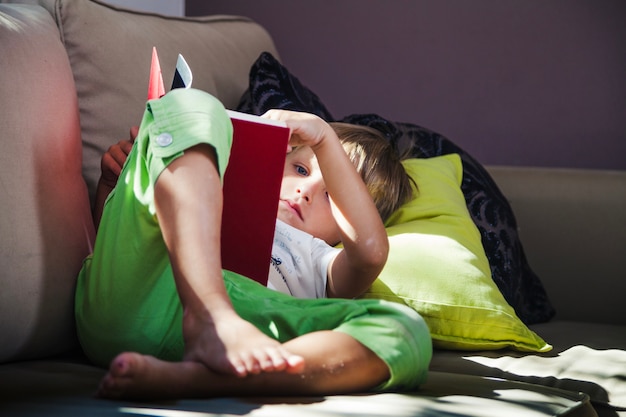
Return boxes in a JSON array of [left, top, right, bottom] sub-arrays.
[[96, 373, 123, 399], [227, 355, 249, 378], [109, 351, 146, 378], [286, 354, 306, 374], [96, 352, 146, 399]]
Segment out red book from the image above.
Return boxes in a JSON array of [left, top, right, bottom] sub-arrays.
[[221, 111, 289, 285], [148, 48, 289, 285]]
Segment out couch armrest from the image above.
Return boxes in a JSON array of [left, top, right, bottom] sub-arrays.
[[486, 166, 626, 325], [0, 3, 94, 363]]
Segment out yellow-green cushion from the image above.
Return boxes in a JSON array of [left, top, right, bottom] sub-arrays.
[[361, 154, 551, 352]]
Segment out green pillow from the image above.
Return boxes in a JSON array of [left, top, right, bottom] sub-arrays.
[[362, 154, 551, 352]]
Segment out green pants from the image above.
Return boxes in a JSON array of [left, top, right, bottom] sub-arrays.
[[75, 88, 432, 391]]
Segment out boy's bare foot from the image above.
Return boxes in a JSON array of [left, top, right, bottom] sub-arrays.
[[97, 352, 206, 400], [97, 350, 303, 401], [182, 308, 305, 377], [97, 331, 390, 401]]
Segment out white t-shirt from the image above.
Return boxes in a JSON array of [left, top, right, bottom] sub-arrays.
[[267, 220, 340, 298]]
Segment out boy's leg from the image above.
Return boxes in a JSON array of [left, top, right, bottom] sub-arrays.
[[97, 280, 432, 400], [98, 330, 388, 400], [154, 143, 303, 377]]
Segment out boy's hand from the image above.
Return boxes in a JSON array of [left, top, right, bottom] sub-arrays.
[[261, 110, 333, 150], [93, 126, 138, 229], [100, 127, 138, 189]]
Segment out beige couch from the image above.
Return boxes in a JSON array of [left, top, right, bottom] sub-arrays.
[[1, 1, 625, 416]]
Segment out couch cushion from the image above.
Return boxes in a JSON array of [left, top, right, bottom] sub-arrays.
[[237, 50, 334, 121], [0, 360, 596, 417], [39, 0, 278, 204], [364, 155, 549, 352], [430, 320, 626, 411], [0, 3, 94, 363]]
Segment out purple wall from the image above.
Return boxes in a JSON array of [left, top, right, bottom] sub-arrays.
[[187, 0, 626, 170]]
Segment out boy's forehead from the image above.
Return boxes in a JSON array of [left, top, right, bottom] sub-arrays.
[[288, 146, 315, 160]]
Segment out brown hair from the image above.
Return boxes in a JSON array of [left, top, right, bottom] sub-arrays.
[[331, 122, 415, 223]]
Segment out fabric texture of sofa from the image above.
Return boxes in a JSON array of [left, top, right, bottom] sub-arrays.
[[1, 1, 625, 416]]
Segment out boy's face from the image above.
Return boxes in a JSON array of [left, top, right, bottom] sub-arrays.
[[278, 146, 341, 245]]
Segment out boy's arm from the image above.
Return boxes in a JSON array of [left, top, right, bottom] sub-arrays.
[[313, 129, 389, 299], [263, 110, 388, 299]]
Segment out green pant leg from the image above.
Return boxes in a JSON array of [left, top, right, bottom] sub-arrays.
[[224, 272, 432, 392], [76, 89, 233, 367]]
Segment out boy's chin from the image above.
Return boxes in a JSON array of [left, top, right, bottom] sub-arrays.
[[277, 204, 302, 227]]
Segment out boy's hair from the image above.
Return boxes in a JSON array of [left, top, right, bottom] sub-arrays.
[[331, 122, 415, 223]]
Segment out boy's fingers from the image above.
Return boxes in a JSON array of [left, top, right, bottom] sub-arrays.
[[129, 126, 139, 142], [109, 144, 129, 167], [120, 140, 134, 155], [101, 153, 122, 176]]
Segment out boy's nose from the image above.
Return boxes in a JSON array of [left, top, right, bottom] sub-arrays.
[[296, 187, 311, 203], [297, 179, 323, 203]]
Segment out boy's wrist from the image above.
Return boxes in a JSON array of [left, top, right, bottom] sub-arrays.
[[309, 126, 339, 153]]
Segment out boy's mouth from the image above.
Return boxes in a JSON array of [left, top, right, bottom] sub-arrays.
[[282, 199, 303, 221]]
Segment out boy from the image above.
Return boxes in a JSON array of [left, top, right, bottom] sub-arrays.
[[76, 88, 431, 399], [94, 118, 414, 300]]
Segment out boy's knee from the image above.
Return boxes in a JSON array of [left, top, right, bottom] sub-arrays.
[[358, 301, 433, 391], [146, 88, 233, 178]]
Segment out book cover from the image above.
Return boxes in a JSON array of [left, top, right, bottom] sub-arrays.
[[148, 48, 289, 285]]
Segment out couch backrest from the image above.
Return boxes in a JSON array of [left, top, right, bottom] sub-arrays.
[[488, 166, 626, 325], [36, 0, 279, 205]]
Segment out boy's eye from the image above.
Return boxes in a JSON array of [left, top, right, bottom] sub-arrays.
[[295, 165, 308, 176]]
